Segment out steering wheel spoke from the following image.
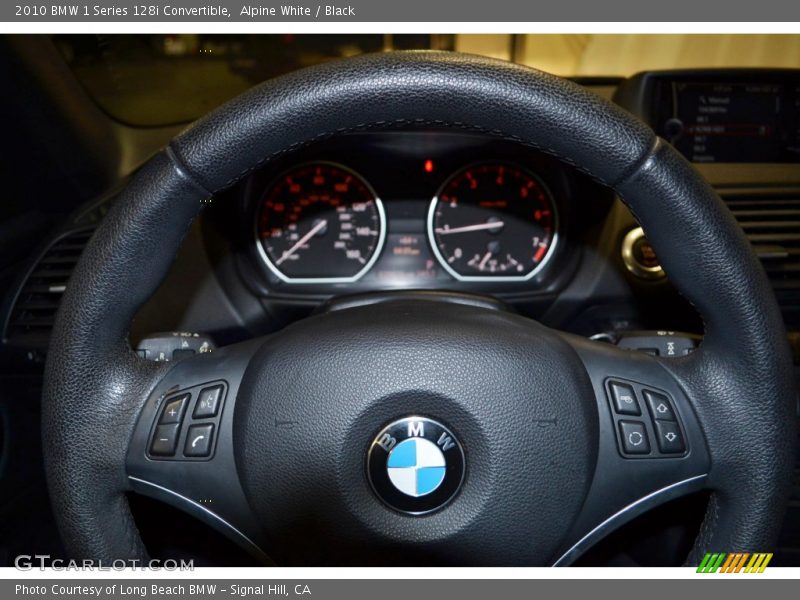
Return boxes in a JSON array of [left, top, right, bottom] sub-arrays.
[[125, 339, 271, 563], [552, 334, 712, 565]]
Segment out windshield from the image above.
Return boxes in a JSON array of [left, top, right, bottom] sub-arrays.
[[53, 34, 800, 127]]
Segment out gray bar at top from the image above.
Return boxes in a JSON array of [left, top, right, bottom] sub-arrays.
[[3, 0, 800, 22]]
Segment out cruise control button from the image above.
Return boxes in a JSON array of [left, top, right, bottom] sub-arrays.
[[643, 390, 676, 421], [150, 424, 180, 456], [184, 424, 214, 457], [158, 394, 189, 425], [609, 381, 640, 416], [618, 420, 651, 455], [654, 421, 686, 454], [194, 385, 223, 419]]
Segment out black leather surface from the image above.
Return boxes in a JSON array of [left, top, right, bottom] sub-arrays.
[[234, 299, 597, 565], [42, 51, 795, 563], [42, 153, 206, 559], [616, 141, 796, 560], [171, 51, 654, 194]]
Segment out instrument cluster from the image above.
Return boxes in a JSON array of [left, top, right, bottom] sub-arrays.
[[255, 159, 558, 287], [233, 132, 603, 300]]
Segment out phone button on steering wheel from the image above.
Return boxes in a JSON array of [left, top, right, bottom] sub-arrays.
[[184, 424, 214, 458]]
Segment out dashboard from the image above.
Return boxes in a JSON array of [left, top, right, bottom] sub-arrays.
[[213, 131, 615, 305], [217, 70, 800, 315], [5, 68, 800, 357]]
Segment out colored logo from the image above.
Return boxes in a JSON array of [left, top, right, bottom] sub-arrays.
[[386, 438, 447, 497], [697, 553, 773, 573], [367, 416, 465, 514]]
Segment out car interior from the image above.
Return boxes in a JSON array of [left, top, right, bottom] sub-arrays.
[[0, 33, 799, 567]]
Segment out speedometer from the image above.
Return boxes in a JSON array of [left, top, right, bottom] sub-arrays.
[[428, 163, 557, 282], [256, 163, 386, 283]]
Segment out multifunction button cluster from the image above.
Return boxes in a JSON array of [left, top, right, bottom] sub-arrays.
[[605, 379, 687, 458], [148, 380, 227, 461]]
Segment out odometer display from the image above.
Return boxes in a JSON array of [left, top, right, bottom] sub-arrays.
[[257, 163, 386, 283], [428, 163, 557, 281]]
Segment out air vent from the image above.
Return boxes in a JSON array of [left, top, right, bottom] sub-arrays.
[[721, 190, 800, 291], [4, 227, 95, 348]]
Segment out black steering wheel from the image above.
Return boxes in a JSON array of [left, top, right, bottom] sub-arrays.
[[42, 51, 796, 566]]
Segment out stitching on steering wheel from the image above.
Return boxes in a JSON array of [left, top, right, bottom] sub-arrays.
[[171, 118, 633, 196]]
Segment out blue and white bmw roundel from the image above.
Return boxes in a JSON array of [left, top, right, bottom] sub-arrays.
[[367, 416, 465, 515], [386, 438, 447, 497]]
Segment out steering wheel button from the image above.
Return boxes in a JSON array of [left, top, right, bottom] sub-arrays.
[[194, 385, 223, 419], [618, 420, 651, 455], [184, 424, 214, 457], [643, 390, 677, 422], [150, 424, 180, 456], [654, 421, 686, 454], [158, 393, 189, 425], [609, 381, 640, 416]]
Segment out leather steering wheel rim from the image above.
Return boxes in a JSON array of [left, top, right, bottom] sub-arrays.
[[42, 51, 796, 564]]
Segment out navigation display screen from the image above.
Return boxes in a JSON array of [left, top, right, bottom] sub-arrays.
[[655, 80, 800, 163]]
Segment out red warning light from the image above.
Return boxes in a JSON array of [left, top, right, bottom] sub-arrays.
[[424, 159, 434, 173]]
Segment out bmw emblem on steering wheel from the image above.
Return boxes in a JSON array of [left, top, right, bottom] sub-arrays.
[[367, 416, 465, 514]]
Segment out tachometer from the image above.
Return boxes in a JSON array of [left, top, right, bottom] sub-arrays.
[[428, 163, 557, 281], [256, 163, 386, 283]]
